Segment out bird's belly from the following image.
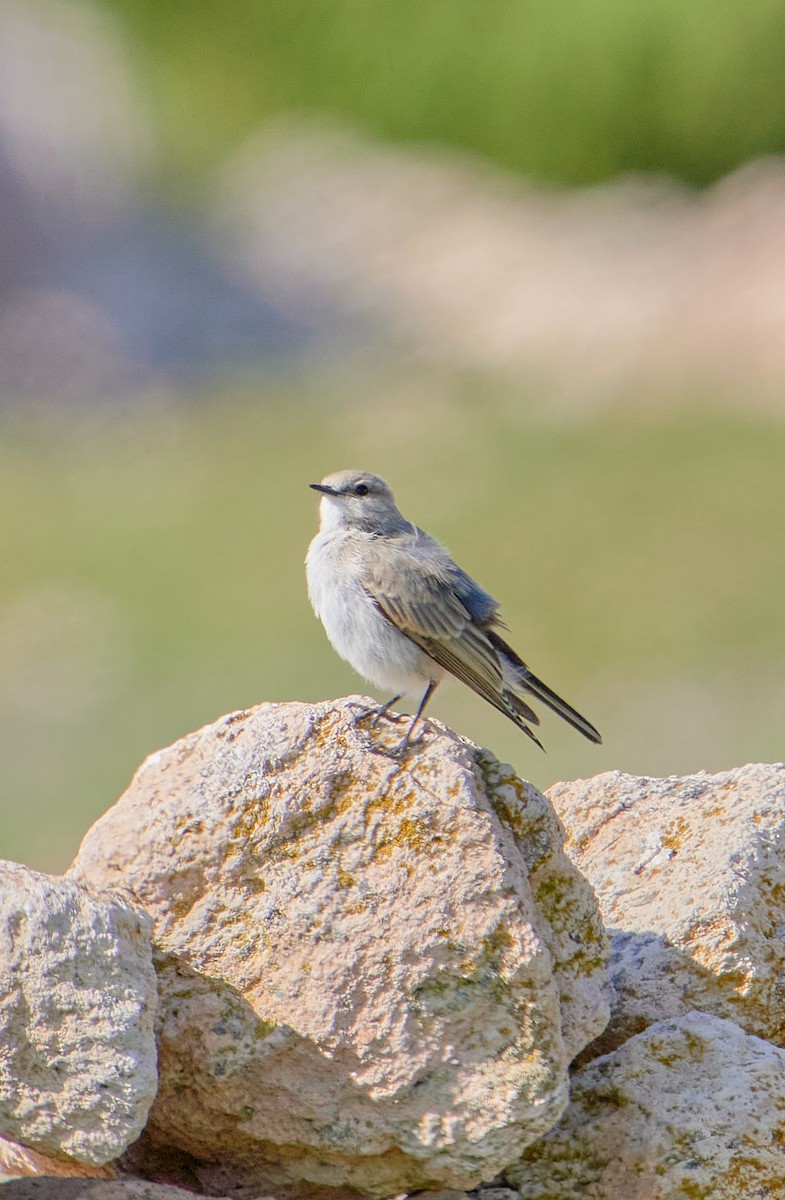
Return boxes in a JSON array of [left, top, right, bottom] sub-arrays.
[[323, 583, 434, 694], [307, 542, 438, 695]]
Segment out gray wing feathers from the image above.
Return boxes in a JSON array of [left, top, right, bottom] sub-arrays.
[[358, 535, 599, 748], [361, 546, 543, 743], [373, 569, 469, 641], [449, 566, 502, 625], [362, 552, 502, 684]]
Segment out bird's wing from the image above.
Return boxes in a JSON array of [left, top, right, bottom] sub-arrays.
[[362, 546, 544, 745], [361, 549, 510, 708]]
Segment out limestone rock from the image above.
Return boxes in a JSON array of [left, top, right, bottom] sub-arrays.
[[0, 862, 158, 1165], [506, 1011, 785, 1199], [70, 699, 608, 1197], [547, 763, 785, 1051]]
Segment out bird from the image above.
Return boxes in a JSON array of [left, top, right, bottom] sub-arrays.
[[306, 468, 601, 754]]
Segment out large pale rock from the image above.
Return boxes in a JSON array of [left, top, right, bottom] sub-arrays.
[[506, 1011, 785, 1199], [0, 862, 157, 1166], [547, 763, 785, 1051], [71, 699, 608, 1197]]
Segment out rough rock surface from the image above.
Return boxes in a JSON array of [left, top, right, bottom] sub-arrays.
[[547, 763, 785, 1052], [505, 1010, 785, 1199], [70, 698, 608, 1197], [0, 1181, 224, 1199], [0, 862, 157, 1166], [0, 1135, 115, 1179]]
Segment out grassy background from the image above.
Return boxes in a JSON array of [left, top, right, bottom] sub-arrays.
[[104, 0, 785, 189], [2, 377, 783, 872]]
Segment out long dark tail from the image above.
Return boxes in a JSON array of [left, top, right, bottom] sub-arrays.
[[518, 669, 602, 744], [489, 631, 602, 745]]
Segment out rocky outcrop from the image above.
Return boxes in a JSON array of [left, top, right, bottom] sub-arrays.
[[547, 763, 785, 1054], [5, 698, 785, 1198], [0, 863, 157, 1166], [69, 698, 608, 1197]]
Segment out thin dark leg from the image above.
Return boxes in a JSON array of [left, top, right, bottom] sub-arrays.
[[392, 680, 438, 754]]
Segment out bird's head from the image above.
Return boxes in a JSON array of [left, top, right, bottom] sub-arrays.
[[310, 470, 406, 534]]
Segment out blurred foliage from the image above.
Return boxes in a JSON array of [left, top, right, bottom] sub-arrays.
[[1, 378, 784, 871], [103, 0, 785, 188]]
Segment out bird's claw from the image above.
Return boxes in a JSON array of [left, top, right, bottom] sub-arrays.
[[367, 729, 426, 759], [347, 700, 405, 729], [347, 692, 428, 756]]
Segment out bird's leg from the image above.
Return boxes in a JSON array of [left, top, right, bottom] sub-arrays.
[[387, 681, 438, 756], [349, 694, 403, 727]]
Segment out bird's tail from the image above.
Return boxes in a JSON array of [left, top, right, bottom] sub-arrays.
[[504, 692, 545, 751], [490, 631, 602, 745], [517, 669, 602, 744]]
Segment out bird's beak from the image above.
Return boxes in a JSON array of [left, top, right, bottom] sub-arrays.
[[310, 482, 338, 495]]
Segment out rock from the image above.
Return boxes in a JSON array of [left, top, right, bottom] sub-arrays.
[[410, 1192, 470, 1200], [70, 699, 608, 1197], [0, 1181, 226, 1199], [505, 1011, 785, 1199], [546, 763, 785, 1052], [0, 1135, 114, 1179], [0, 862, 158, 1166], [413, 1192, 515, 1200]]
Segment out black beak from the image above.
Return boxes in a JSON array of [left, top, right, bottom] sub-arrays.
[[310, 482, 338, 495]]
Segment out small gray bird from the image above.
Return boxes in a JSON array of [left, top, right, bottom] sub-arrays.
[[306, 468, 601, 753]]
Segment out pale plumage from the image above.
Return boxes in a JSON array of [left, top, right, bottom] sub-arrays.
[[306, 468, 601, 752]]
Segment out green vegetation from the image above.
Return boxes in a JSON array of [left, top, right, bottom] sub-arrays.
[[1, 378, 783, 870], [103, 0, 785, 188]]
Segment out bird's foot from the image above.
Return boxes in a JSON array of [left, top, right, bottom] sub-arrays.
[[347, 696, 405, 729], [347, 702, 376, 726], [366, 731, 424, 759], [369, 715, 429, 759]]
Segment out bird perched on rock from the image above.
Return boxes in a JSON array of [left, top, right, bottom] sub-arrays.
[[306, 468, 601, 754]]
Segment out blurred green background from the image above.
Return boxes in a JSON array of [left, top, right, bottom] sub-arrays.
[[1, 0, 784, 872], [102, 0, 785, 188]]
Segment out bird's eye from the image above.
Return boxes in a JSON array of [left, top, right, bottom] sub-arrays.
[[354, 483, 369, 496]]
